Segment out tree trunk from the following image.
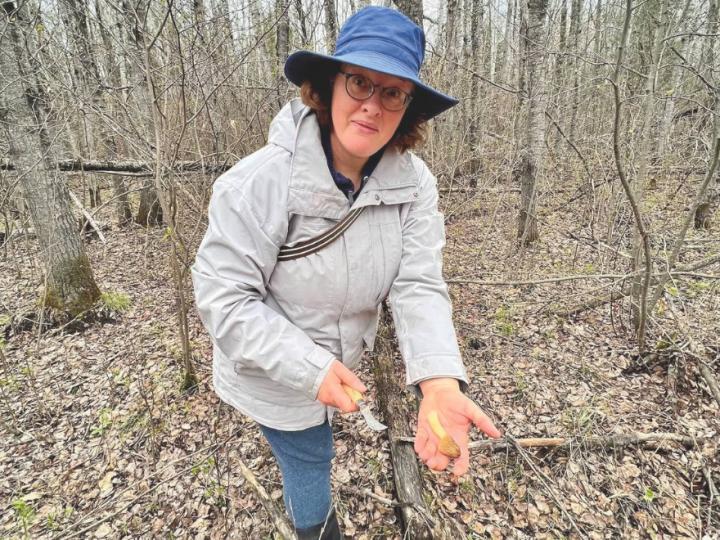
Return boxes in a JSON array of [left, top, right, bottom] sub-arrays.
[[392, 0, 423, 28], [467, 0, 484, 174], [516, 0, 548, 245], [58, 0, 107, 221], [566, 0, 581, 141], [445, 0, 459, 66], [324, 0, 337, 52], [118, 0, 164, 226], [95, 0, 133, 225], [136, 179, 164, 226], [555, 0, 567, 89], [630, 0, 667, 329], [293, 0, 308, 47], [1, 1, 101, 315], [694, 0, 719, 228], [498, 0, 515, 83], [212, 0, 236, 52]]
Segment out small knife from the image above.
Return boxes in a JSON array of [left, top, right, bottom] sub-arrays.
[[342, 384, 387, 431]]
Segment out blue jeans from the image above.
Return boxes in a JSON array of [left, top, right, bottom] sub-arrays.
[[259, 421, 335, 529]]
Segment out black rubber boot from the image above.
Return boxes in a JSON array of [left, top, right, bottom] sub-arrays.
[[294, 508, 342, 540]]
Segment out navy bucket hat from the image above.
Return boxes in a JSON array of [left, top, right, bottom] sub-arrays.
[[284, 6, 458, 120]]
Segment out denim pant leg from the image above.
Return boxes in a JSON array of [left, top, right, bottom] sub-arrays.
[[259, 421, 335, 529]]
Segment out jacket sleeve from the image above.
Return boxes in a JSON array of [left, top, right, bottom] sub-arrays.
[[191, 172, 335, 400], [388, 162, 469, 388]]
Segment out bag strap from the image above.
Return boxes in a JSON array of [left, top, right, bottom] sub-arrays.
[[277, 207, 366, 261]]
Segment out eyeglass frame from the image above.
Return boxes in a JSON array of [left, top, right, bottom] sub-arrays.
[[337, 71, 414, 111]]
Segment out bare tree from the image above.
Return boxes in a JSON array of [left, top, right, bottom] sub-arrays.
[[392, 0, 423, 27], [515, 0, 548, 245], [694, 0, 719, 228], [324, 0, 337, 51], [1, 1, 101, 315]]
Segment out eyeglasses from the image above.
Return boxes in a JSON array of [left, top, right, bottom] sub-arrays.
[[338, 71, 413, 112]]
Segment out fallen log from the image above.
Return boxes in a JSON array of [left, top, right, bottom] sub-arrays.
[[395, 432, 698, 451], [370, 303, 452, 540], [0, 158, 230, 175]]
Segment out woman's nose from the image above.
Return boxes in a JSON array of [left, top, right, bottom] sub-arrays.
[[360, 91, 383, 115]]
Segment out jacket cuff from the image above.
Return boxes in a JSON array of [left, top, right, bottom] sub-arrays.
[[405, 355, 469, 398], [304, 345, 336, 400], [405, 354, 469, 386]]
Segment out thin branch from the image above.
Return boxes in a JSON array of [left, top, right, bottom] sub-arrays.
[[608, 0, 653, 352]]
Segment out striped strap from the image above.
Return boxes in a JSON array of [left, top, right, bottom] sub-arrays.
[[277, 207, 365, 261]]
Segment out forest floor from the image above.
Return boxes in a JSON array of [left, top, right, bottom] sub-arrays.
[[1, 175, 719, 539]]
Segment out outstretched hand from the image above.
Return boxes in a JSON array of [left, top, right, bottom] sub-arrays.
[[415, 378, 501, 477], [316, 360, 367, 413]]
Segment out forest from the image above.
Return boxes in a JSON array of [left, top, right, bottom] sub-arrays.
[[1, 0, 719, 537]]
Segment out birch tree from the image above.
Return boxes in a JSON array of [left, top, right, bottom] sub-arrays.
[[515, 0, 548, 245]]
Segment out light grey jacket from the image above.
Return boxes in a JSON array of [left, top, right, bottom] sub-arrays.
[[192, 99, 468, 430]]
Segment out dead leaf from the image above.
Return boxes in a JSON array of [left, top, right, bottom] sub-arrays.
[[98, 471, 116, 498]]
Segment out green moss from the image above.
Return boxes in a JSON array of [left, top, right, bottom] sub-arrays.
[[100, 291, 131, 312], [43, 254, 101, 316]]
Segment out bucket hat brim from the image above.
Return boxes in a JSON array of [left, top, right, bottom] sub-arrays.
[[285, 50, 458, 121]]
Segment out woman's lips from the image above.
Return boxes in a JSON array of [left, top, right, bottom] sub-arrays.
[[352, 120, 379, 134]]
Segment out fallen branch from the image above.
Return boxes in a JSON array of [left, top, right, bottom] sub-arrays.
[[238, 459, 296, 540], [552, 287, 631, 317], [68, 190, 106, 244], [371, 303, 446, 539], [395, 432, 697, 451], [699, 362, 720, 409], [448, 271, 720, 288], [338, 485, 406, 508], [0, 158, 229, 175]]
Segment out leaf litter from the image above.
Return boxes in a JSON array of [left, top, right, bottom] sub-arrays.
[[0, 179, 718, 539]]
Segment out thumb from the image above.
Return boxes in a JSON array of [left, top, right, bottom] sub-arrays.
[[464, 399, 502, 438], [332, 361, 367, 393]]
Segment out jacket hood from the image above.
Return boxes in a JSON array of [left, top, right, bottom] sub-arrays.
[[268, 99, 419, 218], [268, 99, 309, 153]]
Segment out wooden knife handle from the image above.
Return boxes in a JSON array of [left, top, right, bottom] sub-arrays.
[[342, 384, 363, 403]]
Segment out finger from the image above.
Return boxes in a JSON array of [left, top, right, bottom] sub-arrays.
[[463, 400, 502, 438], [451, 445, 470, 477], [332, 386, 358, 413], [333, 362, 367, 393], [414, 427, 429, 455], [426, 453, 450, 472], [419, 439, 437, 463], [443, 424, 470, 476]]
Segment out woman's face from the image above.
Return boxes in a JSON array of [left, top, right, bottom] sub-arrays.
[[330, 65, 414, 162]]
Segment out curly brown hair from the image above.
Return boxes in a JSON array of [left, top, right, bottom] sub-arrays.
[[299, 62, 427, 153]]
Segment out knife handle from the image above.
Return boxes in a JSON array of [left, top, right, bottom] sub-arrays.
[[341, 384, 363, 403]]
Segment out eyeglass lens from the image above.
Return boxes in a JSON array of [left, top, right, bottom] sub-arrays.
[[345, 74, 409, 111]]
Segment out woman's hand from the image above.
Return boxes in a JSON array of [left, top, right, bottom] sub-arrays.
[[316, 360, 367, 412], [415, 378, 501, 477]]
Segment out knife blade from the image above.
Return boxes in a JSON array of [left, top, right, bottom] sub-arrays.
[[342, 384, 387, 431]]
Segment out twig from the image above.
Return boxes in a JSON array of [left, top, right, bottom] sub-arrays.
[[238, 459, 297, 540], [58, 464, 193, 540], [507, 435, 587, 538], [699, 362, 720, 409], [551, 285, 631, 318], [338, 485, 407, 508]]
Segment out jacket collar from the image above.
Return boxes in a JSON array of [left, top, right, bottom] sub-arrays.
[[273, 99, 419, 218]]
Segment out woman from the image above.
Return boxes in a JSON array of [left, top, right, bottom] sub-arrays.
[[192, 6, 501, 539]]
